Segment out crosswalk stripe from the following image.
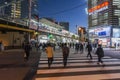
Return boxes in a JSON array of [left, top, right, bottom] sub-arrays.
[[34, 49, 120, 80]]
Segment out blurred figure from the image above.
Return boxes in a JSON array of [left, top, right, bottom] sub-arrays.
[[46, 43, 54, 68], [95, 45, 104, 66], [80, 43, 84, 54], [86, 42, 92, 59], [24, 42, 31, 61], [0, 41, 4, 52], [62, 43, 70, 67], [75, 43, 79, 54]]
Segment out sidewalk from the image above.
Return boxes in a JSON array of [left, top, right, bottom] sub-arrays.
[[0, 49, 41, 80]]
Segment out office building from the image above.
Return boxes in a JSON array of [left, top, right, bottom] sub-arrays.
[[88, 0, 120, 27], [0, 0, 38, 19], [0, 0, 12, 18], [21, 0, 38, 19], [88, 0, 120, 47]]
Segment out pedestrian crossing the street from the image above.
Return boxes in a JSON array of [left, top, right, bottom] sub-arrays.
[[33, 49, 120, 80]]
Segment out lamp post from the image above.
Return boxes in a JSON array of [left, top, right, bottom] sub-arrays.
[[78, 27, 82, 42]]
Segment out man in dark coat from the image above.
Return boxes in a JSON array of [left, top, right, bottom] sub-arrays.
[[62, 43, 69, 67], [86, 42, 92, 59], [95, 44, 104, 65]]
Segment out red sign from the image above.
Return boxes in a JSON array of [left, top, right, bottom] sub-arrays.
[[88, 1, 109, 13]]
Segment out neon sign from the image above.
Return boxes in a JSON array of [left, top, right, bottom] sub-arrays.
[[88, 1, 109, 15]]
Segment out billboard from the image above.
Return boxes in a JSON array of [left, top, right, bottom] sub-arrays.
[[29, 20, 38, 30], [88, 1, 109, 15], [89, 26, 111, 38]]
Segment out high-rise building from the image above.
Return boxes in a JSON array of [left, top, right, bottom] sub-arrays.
[[0, 0, 38, 19], [21, 0, 38, 19], [59, 22, 69, 31], [0, 0, 12, 18], [88, 0, 120, 27], [88, 0, 120, 47], [11, 0, 21, 18]]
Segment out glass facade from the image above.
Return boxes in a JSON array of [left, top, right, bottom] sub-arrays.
[[0, 0, 38, 19], [21, 0, 38, 19], [11, 0, 21, 18], [88, 0, 120, 27]]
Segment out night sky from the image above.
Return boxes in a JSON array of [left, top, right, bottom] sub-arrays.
[[38, 0, 88, 33]]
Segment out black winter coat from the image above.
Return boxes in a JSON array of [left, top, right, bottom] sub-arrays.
[[96, 47, 104, 57]]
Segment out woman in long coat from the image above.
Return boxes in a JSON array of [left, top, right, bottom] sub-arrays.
[[46, 43, 54, 68]]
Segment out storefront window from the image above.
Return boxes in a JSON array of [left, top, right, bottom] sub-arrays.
[[113, 28, 120, 38]]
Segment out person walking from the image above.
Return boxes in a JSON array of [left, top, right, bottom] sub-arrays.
[[24, 42, 31, 61], [75, 43, 79, 54], [95, 44, 104, 65], [62, 43, 70, 67], [86, 42, 92, 59], [46, 43, 54, 68], [0, 41, 3, 52], [80, 43, 84, 54]]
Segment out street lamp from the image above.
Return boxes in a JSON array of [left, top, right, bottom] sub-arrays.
[[78, 27, 82, 31], [78, 27, 85, 42]]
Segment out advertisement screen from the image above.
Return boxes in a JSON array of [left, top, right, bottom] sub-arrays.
[[89, 26, 111, 38]]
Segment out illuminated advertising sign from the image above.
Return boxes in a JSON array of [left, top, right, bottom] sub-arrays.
[[30, 20, 38, 30], [88, 1, 109, 15], [94, 27, 111, 37], [89, 26, 111, 38]]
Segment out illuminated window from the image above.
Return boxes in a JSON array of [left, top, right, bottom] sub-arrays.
[[113, 0, 120, 6], [104, 12, 108, 19], [92, 19, 97, 26], [98, 13, 103, 23], [92, 14, 97, 19], [103, 20, 108, 25], [114, 10, 120, 16], [92, 0, 97, 6]]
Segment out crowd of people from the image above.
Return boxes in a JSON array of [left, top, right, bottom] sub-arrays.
[[22, 41, 105, 68]]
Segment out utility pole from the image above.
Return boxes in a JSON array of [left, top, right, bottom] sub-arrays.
[[25, 0, 32, 43], [29, 0, 32, 29]]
